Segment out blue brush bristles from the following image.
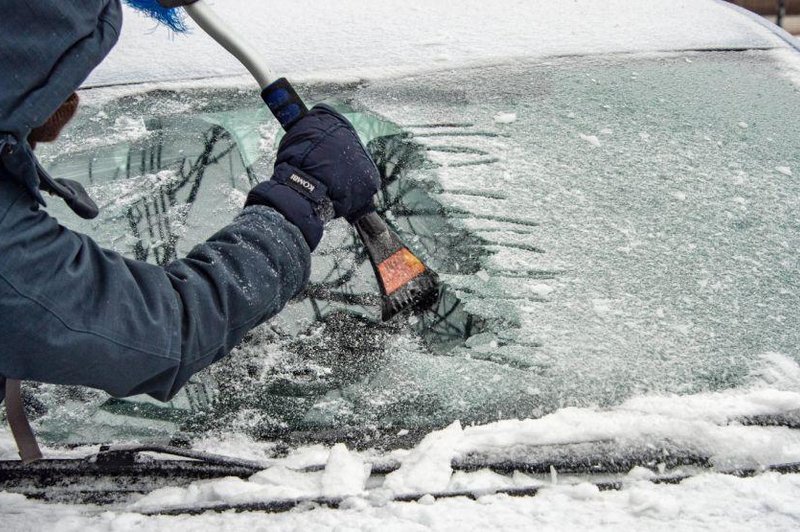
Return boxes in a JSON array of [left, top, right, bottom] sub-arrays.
[[124, 0, 188, 32]]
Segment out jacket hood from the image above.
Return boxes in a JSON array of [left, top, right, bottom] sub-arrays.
[[0, 0, 122, 211]]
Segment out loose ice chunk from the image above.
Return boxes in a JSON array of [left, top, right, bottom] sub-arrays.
[[384, 421, 463, 494], [321, 443, 371, 497]]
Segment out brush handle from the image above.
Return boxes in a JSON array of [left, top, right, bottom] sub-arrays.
[[179, 0, 276, 88], [169, 1, 308, 129]]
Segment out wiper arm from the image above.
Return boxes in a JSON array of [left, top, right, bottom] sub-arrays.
[[93, 443, 266, 470]]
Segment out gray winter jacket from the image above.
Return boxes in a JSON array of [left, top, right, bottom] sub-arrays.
[[0, 0, 310, 400]]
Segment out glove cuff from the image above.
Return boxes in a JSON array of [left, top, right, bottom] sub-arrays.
[[246, 171, 330, 251]]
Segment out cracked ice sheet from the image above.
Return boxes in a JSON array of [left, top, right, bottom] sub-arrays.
[[355, 49, 800, 416]]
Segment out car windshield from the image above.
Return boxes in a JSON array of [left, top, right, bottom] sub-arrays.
[[30, 49, 800, 448]]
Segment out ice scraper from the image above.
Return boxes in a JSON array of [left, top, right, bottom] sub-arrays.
[[136, 0, 439, 321]]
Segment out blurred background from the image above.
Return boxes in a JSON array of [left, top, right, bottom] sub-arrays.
[[729, 0, 800, 34]]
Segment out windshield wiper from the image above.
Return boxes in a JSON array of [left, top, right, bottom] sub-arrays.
[[0, 444, 266, 505]]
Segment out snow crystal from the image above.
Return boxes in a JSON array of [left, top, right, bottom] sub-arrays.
[[775, 166, 793, 176]]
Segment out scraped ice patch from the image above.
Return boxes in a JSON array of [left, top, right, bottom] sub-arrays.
[[775, 166, 793, 176], [90, 116, 150, 148], [580, 133, 602, 147], [90, 170, 181, 210], [493, 112, 518, 124], [227, 187, 248, 210]]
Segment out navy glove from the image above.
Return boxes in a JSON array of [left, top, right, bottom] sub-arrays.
[[246, 104, 381, 250]]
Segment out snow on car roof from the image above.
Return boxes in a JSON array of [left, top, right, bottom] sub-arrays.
[[87, 0, 789, 87]]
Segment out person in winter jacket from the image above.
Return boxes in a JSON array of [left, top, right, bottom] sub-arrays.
[[0, 1, 380, 401]]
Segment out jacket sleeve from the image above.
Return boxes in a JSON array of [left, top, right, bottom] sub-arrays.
[[161, 205, 311, 397], [0, 177, 310, 401]]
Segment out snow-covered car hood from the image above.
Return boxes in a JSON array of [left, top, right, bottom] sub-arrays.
[[88, 0, 792, 88]]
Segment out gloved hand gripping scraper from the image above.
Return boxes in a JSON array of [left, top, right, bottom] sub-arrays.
[[147, 0, 440, 320]]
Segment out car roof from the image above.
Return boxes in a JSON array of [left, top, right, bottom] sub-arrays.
[[87, 0, 795, 88]]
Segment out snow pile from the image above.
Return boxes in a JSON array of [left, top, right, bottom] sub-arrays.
[[4, 473, 800, 531], [131, 443, 369, 511], [3, 353, 800, 527], [27, 353, 788, 516]]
